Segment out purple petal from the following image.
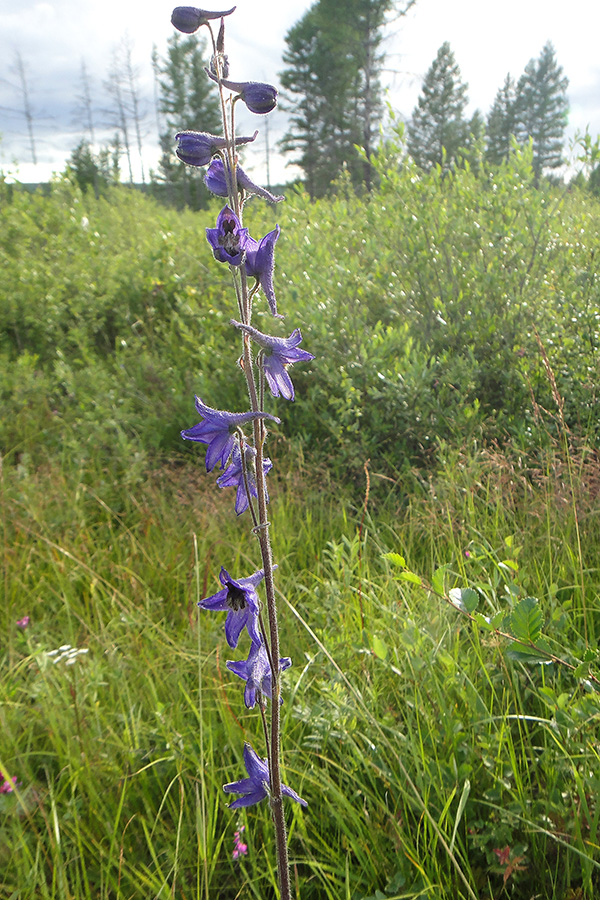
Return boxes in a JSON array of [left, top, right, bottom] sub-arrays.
[[227, 790, 267, 809], [224, 609, 248, 648], [281, 783, 308, 807]]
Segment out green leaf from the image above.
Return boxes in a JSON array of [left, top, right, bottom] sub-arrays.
[[449, 587, 479, 614], [505, 638, 553, 665], [432, 564, 450, 595], [371, 635, 388, 660], [397, 570, 422, 586], [474, 612, 494, 631], [574, 661, 591, 678], [382, 552, 406, 568], [508, 597, 543, 643]]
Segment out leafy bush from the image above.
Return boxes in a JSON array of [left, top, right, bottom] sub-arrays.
[[2, 147, 600, 487]]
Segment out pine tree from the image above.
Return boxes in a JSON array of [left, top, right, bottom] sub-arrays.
[[486, 74, 517, 166], [279, 0, 415, 197], [514, 42, 569, 182], [153, 32, 220, 208], [407, 42, 469, 172]]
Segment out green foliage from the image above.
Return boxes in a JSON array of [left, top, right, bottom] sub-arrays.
[[65, 139, 120, 196], [487, 44, 569, 180], [2, 156, 600, 898], [2, 436, 600, 898], [4, 145, 600, 489]]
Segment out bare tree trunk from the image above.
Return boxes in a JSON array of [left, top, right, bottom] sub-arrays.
[[123, 39, 146, 184], [14, 51, 37, 165], [104, 48, 134, 183]]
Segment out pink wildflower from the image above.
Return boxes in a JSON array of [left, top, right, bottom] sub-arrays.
[[16, 616, 30, 629], [0, 776, 19, 794], [232, 825, 248, 860]]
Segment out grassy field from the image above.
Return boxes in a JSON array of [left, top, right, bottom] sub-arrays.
[[2, 150, 600, 898]]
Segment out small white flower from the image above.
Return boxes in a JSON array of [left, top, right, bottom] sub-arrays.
[[46, 644, 89, 665]]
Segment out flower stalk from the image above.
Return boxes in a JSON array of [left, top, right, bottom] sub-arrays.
[[172, 8, 312, 899]]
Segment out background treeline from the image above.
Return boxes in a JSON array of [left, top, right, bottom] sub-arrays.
[[15, 0, 600, 208]]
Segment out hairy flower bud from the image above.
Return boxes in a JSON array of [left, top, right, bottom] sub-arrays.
[[206, 70, 278, 114], [175, 130, 258, 167], [205, 158, 284, 203], [171, 5, 236, 33]]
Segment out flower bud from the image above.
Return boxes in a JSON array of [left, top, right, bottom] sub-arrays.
[[171, 5, 236, 34], [206, 70, 278, 114], [175, 130, 258, 167], [205, 159, 284, 203]]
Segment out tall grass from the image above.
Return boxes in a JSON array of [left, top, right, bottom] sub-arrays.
[[2, 425, 599, 899]]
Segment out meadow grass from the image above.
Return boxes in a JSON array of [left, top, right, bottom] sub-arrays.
[[2, 426, 599, 900]]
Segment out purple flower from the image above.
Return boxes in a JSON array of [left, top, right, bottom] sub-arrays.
[[223, 743, 307, 809], [244, 226, 282, 317], [175, 130, 257, 167], [171, 5, 236, 33], [227, 640, 292, 708], [206, 205, 249, 266], [206, 71, 278, 114], [181, 396, 280, 472], [205, 158, 284, 203], [199, 567, 264, 648], [0, 776, 20, 794], [16, 616, 30, 629], [216, 443, 272, 515], [231, 321, 315, 400]]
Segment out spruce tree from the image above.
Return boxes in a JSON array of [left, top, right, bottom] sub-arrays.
[[486, 74, 517, 166], [154, 33, 221, 208], [514, 42, 569, 182], [407, 42, 469, 172], [279, 0, 415, 197]]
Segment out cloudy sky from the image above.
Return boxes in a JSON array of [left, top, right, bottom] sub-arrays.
[[1, 0, 599, 185]]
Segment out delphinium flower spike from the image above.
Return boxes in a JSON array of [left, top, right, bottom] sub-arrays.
[[171, 5, 307, 898], [199, 566, 265, 648], [231, 321, 315, 400], [223, 743, 307, 809]]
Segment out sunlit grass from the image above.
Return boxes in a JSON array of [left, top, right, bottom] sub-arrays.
[[2, 432, 600, 899]]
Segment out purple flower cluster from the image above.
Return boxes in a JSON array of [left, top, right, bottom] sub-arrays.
[[198, 565, 305, 809]]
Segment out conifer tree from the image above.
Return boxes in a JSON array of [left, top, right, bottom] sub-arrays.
[[154, 32, 220, 207], [407, 42, 469, 172], [279, 0, 415, 197], [486, 74, 517, 166], [514, 42, 569, 182]]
